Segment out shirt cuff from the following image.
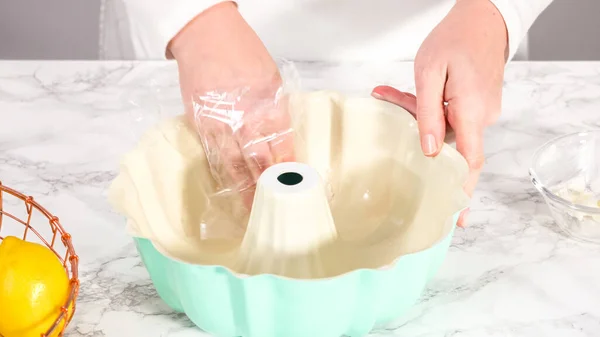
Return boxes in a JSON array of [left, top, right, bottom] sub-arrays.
[[123, 0, 236, 59]]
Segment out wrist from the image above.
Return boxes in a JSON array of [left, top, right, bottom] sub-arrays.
[[482, 0, 510, 61], [167, 1, 240, 60], [167, 1, 280, 98], [455, 0, 509, 61]]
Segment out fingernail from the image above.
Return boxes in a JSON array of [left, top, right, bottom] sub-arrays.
[[371, 92, 383, 99], [275, 155, 289, 163], [422, 134, 438, 156]]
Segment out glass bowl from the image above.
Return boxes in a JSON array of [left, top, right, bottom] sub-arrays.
[[530, 130, 600, 243]]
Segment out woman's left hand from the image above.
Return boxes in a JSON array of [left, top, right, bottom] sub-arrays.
[[372, 0, 508, 227]]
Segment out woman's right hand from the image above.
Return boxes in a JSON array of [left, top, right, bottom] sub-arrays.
[[168, 2, 295, 208]]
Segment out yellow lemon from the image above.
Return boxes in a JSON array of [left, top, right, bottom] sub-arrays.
[[0, 236, 72, 337]]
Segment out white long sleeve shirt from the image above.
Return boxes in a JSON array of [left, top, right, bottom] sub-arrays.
[[99, 0, 553, 62]]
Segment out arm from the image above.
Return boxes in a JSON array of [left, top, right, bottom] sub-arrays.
[[488, 0, 554, 60], [371, 0, 555, 227], [120, 0, 235, 58], [122, 0, 293, 208]]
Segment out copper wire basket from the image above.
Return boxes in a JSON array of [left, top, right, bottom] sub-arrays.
[[0, 181, 79, 337]]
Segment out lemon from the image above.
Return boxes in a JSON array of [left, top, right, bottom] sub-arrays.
[[0, 236, 72, 337]]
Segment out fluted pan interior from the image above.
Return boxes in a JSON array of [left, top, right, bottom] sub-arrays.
[[109, 91, 469, 279]]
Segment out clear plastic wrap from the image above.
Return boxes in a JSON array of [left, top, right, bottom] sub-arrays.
[[113, 61, 302, 239], [189, 82, 294, 209], [109, 61, 469, 278]]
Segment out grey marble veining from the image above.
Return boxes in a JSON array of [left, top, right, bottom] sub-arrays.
[[1, 61, 600, 337]]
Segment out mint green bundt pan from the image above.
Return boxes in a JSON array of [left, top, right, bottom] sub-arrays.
[[133, 213, 458, 337]]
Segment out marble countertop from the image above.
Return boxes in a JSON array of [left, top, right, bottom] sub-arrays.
[[1, 61, 600, 337]]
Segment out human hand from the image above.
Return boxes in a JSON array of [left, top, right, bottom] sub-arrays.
[[169, 2, 295, 208], [372, 0, 508, 226]]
